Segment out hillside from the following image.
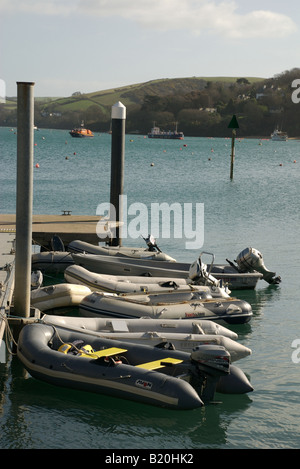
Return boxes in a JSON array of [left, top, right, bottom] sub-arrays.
[[1, 71, 300, 137]]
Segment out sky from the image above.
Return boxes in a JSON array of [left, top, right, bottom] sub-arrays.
[[0, 0, 299, 97]]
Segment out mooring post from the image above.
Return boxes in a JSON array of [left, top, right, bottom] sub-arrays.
[[228, 114, 239, 180], [230, 130, 236, 180], [14, 82, 35, 318], [109, 101, 126, 246]]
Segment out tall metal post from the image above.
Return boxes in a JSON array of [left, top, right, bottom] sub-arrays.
[[230, 129, 236, 180], [109, 101, 126, 246], [228, 115, 239, 180], [14, 82, 35, 318]]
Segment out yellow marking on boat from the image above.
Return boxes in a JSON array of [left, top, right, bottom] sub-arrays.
[[79, 347, 127, 359], [58, 344, 127, 359], [136, 357, 183, 370]]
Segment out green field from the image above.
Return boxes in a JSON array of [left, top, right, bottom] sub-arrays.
[[3, 76, 263, 115]]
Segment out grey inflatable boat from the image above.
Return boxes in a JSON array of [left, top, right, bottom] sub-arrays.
[[17, 323, 253, 410]]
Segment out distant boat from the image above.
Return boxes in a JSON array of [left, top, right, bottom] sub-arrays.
[[148, 123, 184, 140], [70, 121, 94, 138], [271, 128, 288, 141]]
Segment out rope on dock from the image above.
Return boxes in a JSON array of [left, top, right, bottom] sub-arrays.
[[1, 314, 18, 356], [1, 313, 42, 356]]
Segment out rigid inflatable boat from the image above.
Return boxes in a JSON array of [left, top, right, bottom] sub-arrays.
[[79, 290, 252, 324], [64, 264, 231, 298], [41, 315, 239, 339], [71, 250, 264, 290], [42, 315, 251, 362], [30, 283, 91, 312], [17, 323, 253, 409], [67, 236, 176, 262], [30, 234, 174, 274]]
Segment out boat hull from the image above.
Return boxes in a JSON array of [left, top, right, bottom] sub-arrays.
[[148, 134, 184, 139], [69, 128, 94, 138]]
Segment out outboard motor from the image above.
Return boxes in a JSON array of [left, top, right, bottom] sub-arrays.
[[189, 252, 220, 288], [50, 234, 65, 252], [189, 345, 230, 403], [235, 247, 281, 285], [31, 270, 43, 290]]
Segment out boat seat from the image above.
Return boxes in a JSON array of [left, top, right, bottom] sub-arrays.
[[136, 357, 183, 370], [58, 343, 127, 360], [79, 347, 127, 359]]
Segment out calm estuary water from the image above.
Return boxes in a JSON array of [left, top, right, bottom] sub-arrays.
[[0, 126, 300, 449]]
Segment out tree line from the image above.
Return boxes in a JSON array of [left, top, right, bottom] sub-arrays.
[[1, 68, 300, 137]]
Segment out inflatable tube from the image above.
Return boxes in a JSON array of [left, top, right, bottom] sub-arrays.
[[30, 284, 91, 312]]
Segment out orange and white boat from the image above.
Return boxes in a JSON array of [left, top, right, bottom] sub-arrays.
[[69, 121, 94, 138]]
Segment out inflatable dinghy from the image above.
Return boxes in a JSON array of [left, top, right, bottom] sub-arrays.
[[79, 290, 252, 324], [67, 237, 176, 262], [42, 315, 252, 362], [17, 323, 253, 409], [71, 251, 263, 290], [41, 315, 239, 339], [64, 264, 231, 298]]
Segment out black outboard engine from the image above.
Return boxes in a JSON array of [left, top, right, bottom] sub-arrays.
[[189, 345, 230, 403], [235, 247, 281, 285]]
